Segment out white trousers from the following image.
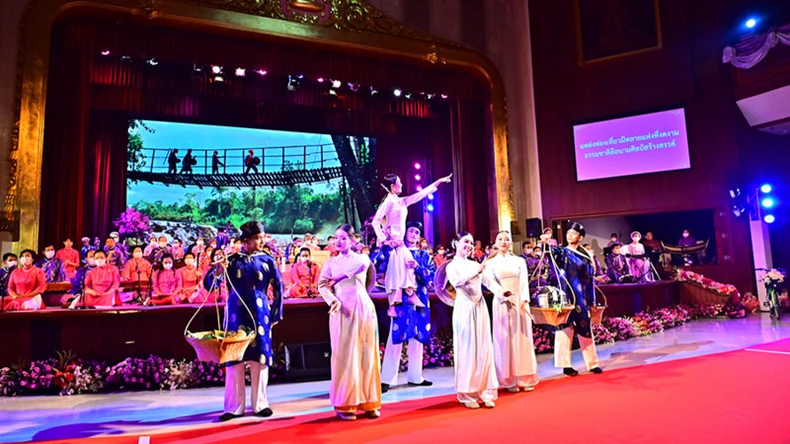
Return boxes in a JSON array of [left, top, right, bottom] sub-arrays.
[[457, 389, 497, 403], [381, 327, 424, 386], [224, 361, 269, 415], [553, 326, 600, 370]]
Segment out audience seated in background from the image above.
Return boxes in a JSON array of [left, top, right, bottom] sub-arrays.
[[122, 247, 153, 283], [0, 253, 18, 298], [56, 238, 80, 280], [104, 236, 127, 268], [288, 247, 319, 298], [77, 250, 121, 308], [177, 252, 203, 302], [5, 249, 47, 311], [192, 248, 227, 303], [36, 244, 66, 283], [150, 254, 183, 306]]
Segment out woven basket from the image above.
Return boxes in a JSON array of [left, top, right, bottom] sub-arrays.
[[185, 330, 256, 364], [590, 287, 608, 325], [531, 306, 574, 327]]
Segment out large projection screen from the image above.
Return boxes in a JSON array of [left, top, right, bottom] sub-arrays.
[[573, 108, 691, 182]]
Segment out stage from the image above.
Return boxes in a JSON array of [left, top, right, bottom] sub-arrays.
[[0, 281, 681, 368], [2, 314, 789, 443]]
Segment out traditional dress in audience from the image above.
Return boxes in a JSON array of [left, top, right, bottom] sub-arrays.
[[150, 254, 183, 305], [68, 250, 95, 305], [79, 251, 121, 307], [541, 228, 559, 247], [80, 237, 94, 265], [5, 250, 46, 311], [171, 240, 185, 261], [143, 237, 158, 258], [148, 236, 171, 264], [484, 232, 539, 393], [199, 247, 214, 275], [584, 245, 610, 284], [678, 229, 698, 265], [205, 221, 283, 422], [288, 248, 320, 298], [192, 249, 228, 303], [122, 248, 153, 283], [104, 237, 127, 269], [549, 223, 602, 377], [36, 245, 67, 283], [0, 253, 18, 297], [434, 246, 448, 268], [177, 253, 203, 302], [109, 232, 128, 258], [623, 232, 654, 282], [444, 232, 498, 408], [643, 232, 661, 254], [380, 221, 435, 393], [324, 236, 337, 255], [606, 234, 621, 249], [318, 224, 381, 421], [605, 245, 630, 283], [56, 238, 81, 279]]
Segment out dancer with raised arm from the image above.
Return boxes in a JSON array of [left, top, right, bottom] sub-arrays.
[[443, 232, 498, 409], [372, 173, 452, 317], [546, 222, 603, 377], [318, 224, 381, 421], [380, 221, 435, 393], [205, 221, 284, 422], [483, 231, 539, 393]]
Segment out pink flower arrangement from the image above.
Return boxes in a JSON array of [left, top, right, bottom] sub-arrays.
[[741, 293, 760, 313], [674, 268, 740, 298], [113, 208, 152, 244]]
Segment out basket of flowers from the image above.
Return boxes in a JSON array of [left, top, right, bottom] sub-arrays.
[[590, 286, 608, 325]]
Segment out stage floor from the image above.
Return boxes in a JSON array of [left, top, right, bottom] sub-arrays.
[[2, 313, 789, 443]]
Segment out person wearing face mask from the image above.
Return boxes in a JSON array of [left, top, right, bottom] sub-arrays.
[[5, 250, 47, 311], [287, 237, 304, 264], [199, 246, 214, 275], [79, 250, 121, 307], [678, 229, 697, 265], [67, 249, 97, 307], [109, 232, 128, 257], [434, 245, 448, 267], [36, 244, 67, 283], [192, 237, 206, 258], [380, 221, 435, 394], [0, 253, 19, 306], [81, 237, 94, 265], [149, 236, 171, 265], [606, 244, 630, 283], [621, 231, 654, 282], [192, 248, 228, 303], [540, 227, 559, 247], [150, 254, 183, 305], [606, 233, 620, 249], [324, 235, 337, 255], [288, 248, 320, 298], [546, 223, 603, 377], [144, 236, 158, 258], [439, 232, 498, 409], [122, 247, 153, 283], [171, 239, 185, 261], [177, 252, 203, 303], [584, 244, 610, 284], [205, 221, 283, 422], [56, 238, 80, 280], [483, 231, 539, 393], [104, 237, 127, 269]]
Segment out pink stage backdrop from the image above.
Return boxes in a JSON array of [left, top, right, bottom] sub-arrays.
[[573, 108, 691, 182]]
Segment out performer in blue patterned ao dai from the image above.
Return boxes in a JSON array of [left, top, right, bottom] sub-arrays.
[[547, 223, 603, 377], [318, 224, 381, 421], [36, 244, 66, 283], [483, 231, 539, 392], [205, 221, 284, 422], [605, 244, 630, 283], [622, 231, 654, 282], [445, 232, 498, 409], [380, 221, 435, 393], [372, 173, 452, 317]]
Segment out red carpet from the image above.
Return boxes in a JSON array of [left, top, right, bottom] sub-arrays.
[[44, 341, 790, 444]]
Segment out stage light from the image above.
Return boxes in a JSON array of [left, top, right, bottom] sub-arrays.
[[287, 75, 299, 91], [426, 204, 434, 212], [348, 83, 360, 92], [428, 194, 434, 200], [121, 56, 131, 63], [255, 69, 268, 76], [745, 18, 757, 29], [440, 94, 448, 99], [762, 197, 775, 208], [729, 188, 740, 199], [146, 58, 158, 66], [329, 89, 338, 96], [235, 68, 246, 77], [414, 174, 421, 181], [405, 93, 412, 99], [764, 214, 775, 224], [332, 80, 342, 88], [416, 185, 423, 191], [212, 76, 225, 83], [101, 50, 110, 56], [426, 94, 435, 99], [192, 64, 203, 73], [370, 87, 378, 95], [761, 184, 772, 193], [414, 163, 421, 170], [211, 65, 222, 74], [317, 77, 325, 83], [393, 89, 402, 97]]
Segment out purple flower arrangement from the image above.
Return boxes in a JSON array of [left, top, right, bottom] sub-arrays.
[[113, 207, 152, 245], [603, 317, 638, 341], [592, 323, 615, 344]]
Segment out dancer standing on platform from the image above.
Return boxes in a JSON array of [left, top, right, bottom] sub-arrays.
[[206, 221, 284, 422], [483, 231, 539, 393], [444, 232, 498, 409], [380, 221, 435, 393], [547, 222, 603, 377], [318, 224, 381, 421], [372, 173, 452, 317]]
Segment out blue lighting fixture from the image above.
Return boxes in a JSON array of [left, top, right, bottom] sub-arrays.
[[426, 204, 434, 212], [745, 18, 757, 29], [764, 214, 775, 224], [761, 197, 775, 208], [761, 184, 772, 193]]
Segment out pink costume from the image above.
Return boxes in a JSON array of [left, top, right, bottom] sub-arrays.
[[151, 269, 183, 305], [171, 246, 185, 261], [372, 183, 437, 308], [82, 265, 121, 307], [122, 258, 152, 282], [191, 264, 227, 303], [177, 265, 202, 302], [56, 247, 80, 279], [5, 266, 47, 311], [288, 260, 319, 298]]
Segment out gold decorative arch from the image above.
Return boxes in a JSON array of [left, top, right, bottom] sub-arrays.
[[8, 0, 514, 250]]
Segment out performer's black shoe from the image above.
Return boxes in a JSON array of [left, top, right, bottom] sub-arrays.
[[255, 408, 274, 418], [408, 380, 433, 387], [563, 367, 579, 377], [590, 367, 603, 374], [381, 383, 390, 393], [219, 413, 243, 422]]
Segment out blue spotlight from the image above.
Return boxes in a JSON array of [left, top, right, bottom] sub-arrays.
[[745, 18, 757, 29], [761, 184, 772, 193], [764, 214, 775, 224], [426, 204, 434, 212], [761, 197, 775, 208]]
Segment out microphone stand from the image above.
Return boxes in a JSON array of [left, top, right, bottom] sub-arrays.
[[135, 262, 142, 304], [75, 267, 90, 310]]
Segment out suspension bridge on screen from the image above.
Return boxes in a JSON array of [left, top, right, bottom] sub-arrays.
[[127, 143, 344, 188]]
